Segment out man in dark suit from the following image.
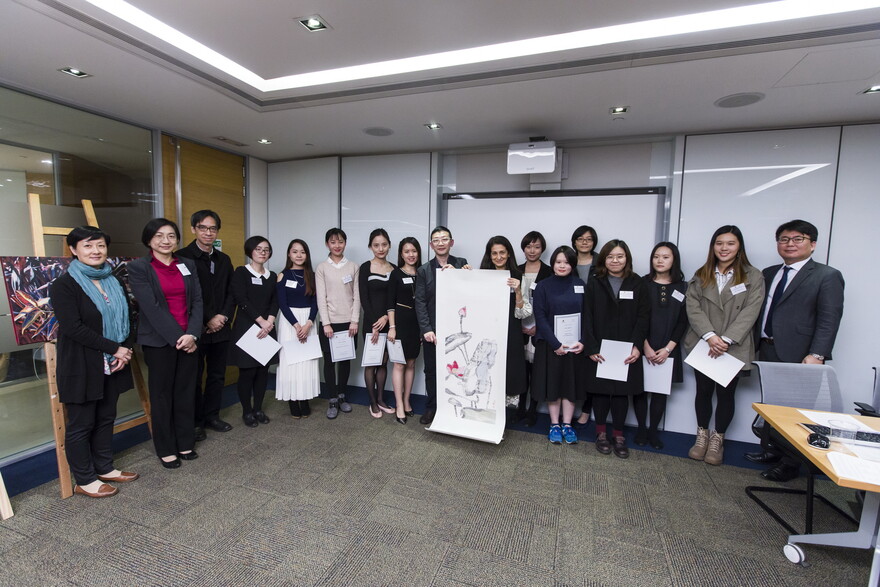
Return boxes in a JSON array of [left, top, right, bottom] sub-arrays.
[[746, 219, 845, 480], [414, 226, 469, 425], [176, 210, 235, 440]]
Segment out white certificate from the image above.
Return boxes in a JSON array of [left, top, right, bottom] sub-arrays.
[[234, 324, 281, 366], [554, 313, 581, 349], [684, 339, 744, 387], [360, 333, 388, 367], [642, 356, 673, 395], [386, 339, 407, 364], [329, 331, 356, 362], [596, 339, 632, 382], [282, 326, 321, 365]]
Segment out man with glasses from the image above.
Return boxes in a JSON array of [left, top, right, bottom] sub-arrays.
[[746, 219, 845, 480], [177, 210, 235, 439], [414, 226, 470, 425]]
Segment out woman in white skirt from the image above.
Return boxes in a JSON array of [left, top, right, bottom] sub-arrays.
[[275, 239, 321, 417]]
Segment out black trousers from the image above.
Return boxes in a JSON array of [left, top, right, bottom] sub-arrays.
[[319, 322, 356, 398], [64, 378, 120, 485], [143, 345, 198, 457], [694, 370, 741, 434], [423, 340, 437, 411], [194, 339, 229, 426]]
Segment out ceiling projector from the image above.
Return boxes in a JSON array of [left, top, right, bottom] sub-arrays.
[[507, 141, 557, 174]]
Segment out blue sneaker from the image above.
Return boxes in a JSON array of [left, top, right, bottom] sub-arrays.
[[562, 425, 578, 445], [548, 424, 563, 444]]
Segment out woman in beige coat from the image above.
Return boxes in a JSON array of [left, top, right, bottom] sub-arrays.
[[683, 225, 764, 466]]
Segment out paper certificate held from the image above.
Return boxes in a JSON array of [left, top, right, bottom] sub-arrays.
[[235, 324, 281, 366], [282, 327, 321, 365], [386, 339, 407, 364], [642, 356, 673, 395], [683, 339, 744, 387], [329, 331, 356, 363], [554, 313, 580, 350], [595, 339, 632, 382], [361, 333, 388, 367]]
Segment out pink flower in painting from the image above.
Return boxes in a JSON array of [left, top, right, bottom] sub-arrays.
[[447, 360, 464, 378], [458, 307, 467, 318]]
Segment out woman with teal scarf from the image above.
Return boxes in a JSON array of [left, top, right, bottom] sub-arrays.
[[50, 226, 138, 498]]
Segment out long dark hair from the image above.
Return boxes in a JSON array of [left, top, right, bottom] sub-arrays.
[[647, 242, 684, 282], [593, 239, 634, 279], [695, 225, 753, 289], [284, 239, 315, 296], [397, 237, 422, 268], [480, 235, 518, 272]]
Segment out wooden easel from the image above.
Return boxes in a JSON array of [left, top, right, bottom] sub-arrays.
[[28, 194, 152, 499]]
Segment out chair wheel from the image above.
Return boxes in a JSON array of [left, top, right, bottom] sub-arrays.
[[783, 543, 806, 565]]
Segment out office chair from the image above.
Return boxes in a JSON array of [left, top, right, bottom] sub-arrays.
[[745, 362, 858, 534], [854, 366, 880, 418]]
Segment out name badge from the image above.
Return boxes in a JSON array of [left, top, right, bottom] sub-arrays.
[[176, 263, 191, 276], [251, 277, 262, 285], [402, 277, 414, 284], [730, 283, 747, 295], [286, 280, 298, 288], [342, 274, 353, 284], [619, 290, 634, 300], [672, 289, 685, 303], [574, 285, 584, 294], [530, 282, 537, 290]]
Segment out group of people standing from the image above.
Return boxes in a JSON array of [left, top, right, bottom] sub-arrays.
[[50, 210, 843, 498]]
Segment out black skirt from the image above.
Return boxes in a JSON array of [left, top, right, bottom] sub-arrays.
[[531, 339, 587, 402]]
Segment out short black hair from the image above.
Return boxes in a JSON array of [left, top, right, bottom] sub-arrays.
[[244, 235, 272, 259], [141, 218, 180, 247], [66, 225, 110, 248], [190, 210, 221, 229], [325, 227, 347, 243], [520, 231, 546, 252], [775, 219, 818, 241], [431, 226, 452, 239], [550, 245, 577, 269], [570, 225, 599, 250]]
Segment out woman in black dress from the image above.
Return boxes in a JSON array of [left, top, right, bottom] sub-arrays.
[[50, 226, 137, 498], [229, 236, 278, 427], [358, 228, 395, 417], [633, 242, 687, 450], [479, 236, 529, 409], [516, 231, 553, 426], [531, 246, 586, 445], [386, 237, 422, 424], [584, 239, 650, 459]]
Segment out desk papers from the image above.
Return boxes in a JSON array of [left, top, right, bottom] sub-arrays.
[[235, 324, 281, 366], [596, 339, 632, 382], [828, 452, 880, 486], [684, 339, 744, 386], [798, 410, 879, 433], [642, 356, 673, 395], [329, 331, 356, 362], [361, 333, 388, 367]]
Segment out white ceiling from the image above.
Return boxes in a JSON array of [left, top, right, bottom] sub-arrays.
[[1, 0, 879, 162]]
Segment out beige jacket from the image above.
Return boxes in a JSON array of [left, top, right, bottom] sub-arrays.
[[683, 264, 765, 371]]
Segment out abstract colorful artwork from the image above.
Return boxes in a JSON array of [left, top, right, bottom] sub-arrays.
[[0, 256, 133, 345], [431, 268, 509, 444]]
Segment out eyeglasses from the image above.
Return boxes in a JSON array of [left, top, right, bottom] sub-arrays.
[[606, 254, 627, 261], [195, 224, 218, 233], [777, 236, 811, 244], [575, 237, 594, 244], [431, 237, 451, 245], [253, 246, 272, 253]]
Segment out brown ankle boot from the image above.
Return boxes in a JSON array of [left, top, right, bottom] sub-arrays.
[[688, 427, 709, 461], [704, 430, 725, 465]]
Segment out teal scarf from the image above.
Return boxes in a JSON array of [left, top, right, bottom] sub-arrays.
[[66, 259, 130, 361]]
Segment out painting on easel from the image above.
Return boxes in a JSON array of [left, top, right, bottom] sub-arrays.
[[0, 256, 134, 345]]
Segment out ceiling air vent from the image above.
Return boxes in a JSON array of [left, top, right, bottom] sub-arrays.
[[213, 136, 249, 147]]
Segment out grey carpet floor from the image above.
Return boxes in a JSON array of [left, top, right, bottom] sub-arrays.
[[0, 398, 872, 586]]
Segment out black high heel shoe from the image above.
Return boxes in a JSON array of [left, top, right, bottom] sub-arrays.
[[405, 410, 415, 418], [396, 416, 407, 425]]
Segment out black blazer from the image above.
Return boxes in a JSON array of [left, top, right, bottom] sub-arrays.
[[583, 273, 650, 396], [176, 240, 234, 344], [127, 254, 203, 348], [414, 254, 468, 336], [49, 272, 134, 404], [517, 261, 553, 283]]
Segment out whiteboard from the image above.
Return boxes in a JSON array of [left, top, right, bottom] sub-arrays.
[[445, 191, 664, 276]]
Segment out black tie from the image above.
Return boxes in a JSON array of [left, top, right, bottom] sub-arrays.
[[765, 266, 791, 338]]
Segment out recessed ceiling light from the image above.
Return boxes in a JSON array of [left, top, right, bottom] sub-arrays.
[[41, 159, 52, 164], [424, 122, 443, 130], [363, 127, 394, 137], [59, 67, 91, 78], [298, 15, 329, 32], [863, 85, 880, 94], [714, 92, 765, 108], [609, 106, 629, 115], [257, 138, 272, 145]]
